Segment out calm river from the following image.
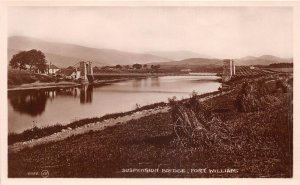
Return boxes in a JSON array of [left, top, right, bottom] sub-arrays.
[[8, 76, 221, 133]]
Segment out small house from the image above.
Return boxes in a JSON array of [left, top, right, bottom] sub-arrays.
[[47, 64, 60, 74], [57, 67, 80, 80]]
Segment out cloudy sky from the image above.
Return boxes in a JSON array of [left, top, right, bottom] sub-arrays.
[[8, 6, 293, 58]]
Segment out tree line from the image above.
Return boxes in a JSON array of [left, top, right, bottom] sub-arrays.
[[268, 63, 293, 68], [10, 49, 162, 73], [102, 64, 160, 70]]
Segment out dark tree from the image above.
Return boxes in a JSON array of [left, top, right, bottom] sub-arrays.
[[132, 63, 142, 69], [143, 64, 148, 68], [115, 64, 122, 69], [9, 51, 28, 70], [8, 90, 47, 116], [26, 49, 47, 72], [9, 49, 47, 72]]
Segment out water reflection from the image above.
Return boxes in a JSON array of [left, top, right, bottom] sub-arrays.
[[132, 79, 142, 88], [56, 88, 77, 97], [8, 85, 94, 116], [8, 90, 48, 116], [80, 85, 93, 104], [131, 78, 160, 88], [8, 76, 221, 133], [150, 77, 160, 87]]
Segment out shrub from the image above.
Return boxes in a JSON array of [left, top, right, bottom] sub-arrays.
[[169, 95, 228, 148], [235, 80, 281, 112], [8, 69, 55, 85]]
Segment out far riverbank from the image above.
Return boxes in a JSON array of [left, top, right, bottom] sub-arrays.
[[8, 69, 219, 91], [8, 78, 134, 91]]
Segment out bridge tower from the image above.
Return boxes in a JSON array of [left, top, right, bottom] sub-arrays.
[[79, 61, 94, 84], [222, 59, 235, 82]]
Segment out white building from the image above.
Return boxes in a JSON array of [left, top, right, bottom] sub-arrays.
[[180, 69, 192, 72], [47, 64, 60, 74]]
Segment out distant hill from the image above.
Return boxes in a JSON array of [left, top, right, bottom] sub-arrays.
[[147, 50, 211, 61], [8, 36, 292, 68], [8, 36, 171, 68], [148, 58, 222, 66], [147, 58, 223, 73], [146, 55, 292, 74], [150, 55, 293, 67], [235, 55, 293, 66]]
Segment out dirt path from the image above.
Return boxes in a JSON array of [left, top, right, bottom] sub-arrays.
[[8, 90, 232, 153]]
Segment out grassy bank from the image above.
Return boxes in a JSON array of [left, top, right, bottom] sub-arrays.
[[8, 102, 168, 145], [8, 74, 292, 178], [8, 69, 55, 86], [8, 69, 79, 90]]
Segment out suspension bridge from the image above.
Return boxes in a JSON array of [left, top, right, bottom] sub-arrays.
[[72, 59, 235, 84]]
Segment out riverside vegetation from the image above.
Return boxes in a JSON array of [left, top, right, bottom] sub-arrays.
[[8, 74, 292, 178], [8, 69, 55, 86]]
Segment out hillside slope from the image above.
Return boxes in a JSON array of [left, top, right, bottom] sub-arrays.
[[149, 55, 293, 67], [8, 36, 171, 67], [235, 55, 293, 66], [147, 50, 211, 61], [148, 58, 222, 66], [8, 49, 90, 68]]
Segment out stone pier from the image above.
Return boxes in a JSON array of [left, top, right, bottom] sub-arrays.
[[79, 61, 94, 83], [222, 59, 235, 82]]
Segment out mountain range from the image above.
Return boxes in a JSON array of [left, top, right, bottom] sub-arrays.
[[148, 57, 222, 66], [153, 55, 293, 67], [8, 36, 171, 67], [8, 36, 293, 68], [147, 50, 211, 61]]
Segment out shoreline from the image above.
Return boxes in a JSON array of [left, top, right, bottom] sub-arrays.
[[8, 81, 79, 91], [8, 106, 170, 153], [7, 78, 134, 91], [8, 73, 220, 91], [8, 89, 227, 152]]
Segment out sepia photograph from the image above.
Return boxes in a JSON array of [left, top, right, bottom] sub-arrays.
[[4, 2, 294, 179]]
